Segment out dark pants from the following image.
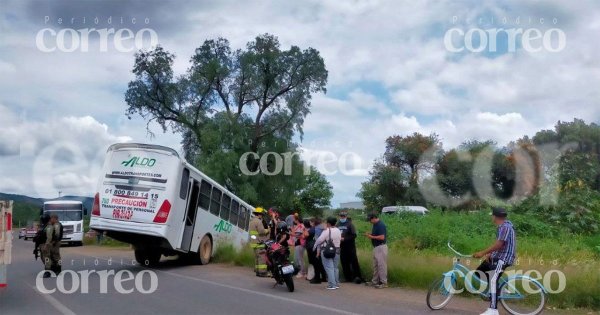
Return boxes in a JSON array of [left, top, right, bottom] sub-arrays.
[[340, 242, 362, 282], [306, 245, 326, 281], [476, 259, 508, 310]]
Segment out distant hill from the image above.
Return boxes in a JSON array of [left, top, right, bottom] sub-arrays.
[[0, 192, 93, 227], [0, 192, 43, 207]]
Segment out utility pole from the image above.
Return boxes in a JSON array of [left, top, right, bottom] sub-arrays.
[[58, 191, 62, 198]]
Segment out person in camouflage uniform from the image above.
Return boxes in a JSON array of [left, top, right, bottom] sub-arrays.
[[39, 215, 54, 278], [49, 214, 62, 275]]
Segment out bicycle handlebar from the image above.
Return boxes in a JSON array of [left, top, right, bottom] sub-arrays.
[[447, 242, 473, 258]]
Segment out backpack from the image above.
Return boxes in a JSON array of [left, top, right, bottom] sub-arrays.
[[322, 228, 336, 259], [52, 223, 64, 242], [32, 225, 47, 245]]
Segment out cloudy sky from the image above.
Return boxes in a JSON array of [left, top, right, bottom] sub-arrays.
[[1, 0, 599, 207]]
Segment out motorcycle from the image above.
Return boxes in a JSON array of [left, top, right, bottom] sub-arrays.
[[251, 235, 298, 292]]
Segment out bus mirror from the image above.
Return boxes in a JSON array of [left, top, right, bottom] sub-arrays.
[[84, 207, 88, 216]]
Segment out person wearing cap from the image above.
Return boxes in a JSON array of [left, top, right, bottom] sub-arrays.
[[336, 210, 363, 283], [364, 213, 387, 289], [249, 207, 270, 277], [473, 207, 517, 315]]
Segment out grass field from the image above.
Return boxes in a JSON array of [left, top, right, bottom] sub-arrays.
[[215, 211, 600, 310]]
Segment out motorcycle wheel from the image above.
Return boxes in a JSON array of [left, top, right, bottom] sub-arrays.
[[283, 275, 294, 292]]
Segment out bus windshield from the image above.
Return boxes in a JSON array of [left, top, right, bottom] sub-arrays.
[[44, 210, 83, 221], [44, 204, 83, 221]]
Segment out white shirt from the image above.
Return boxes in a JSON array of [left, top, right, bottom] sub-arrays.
[[313, 227, 342, 250]]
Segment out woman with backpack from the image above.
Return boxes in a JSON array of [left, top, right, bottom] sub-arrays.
[[313, 217, 341, 290]]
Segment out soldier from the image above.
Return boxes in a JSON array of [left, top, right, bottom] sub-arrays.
[[249, 207, 269, 277], [38, 214, 54, 278], [49, 214, 63, 275]]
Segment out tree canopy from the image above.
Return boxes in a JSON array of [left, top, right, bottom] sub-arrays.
[[359, 119, 600, 233], [125, 34, 332, 216]]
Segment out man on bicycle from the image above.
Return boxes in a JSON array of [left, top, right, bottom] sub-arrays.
[[473, 207, 516, 315]]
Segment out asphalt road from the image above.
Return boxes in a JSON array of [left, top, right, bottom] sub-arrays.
[[0, 236, 573, 315]]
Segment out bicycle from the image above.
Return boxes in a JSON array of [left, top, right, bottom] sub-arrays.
[[426, 242, 547, 315]]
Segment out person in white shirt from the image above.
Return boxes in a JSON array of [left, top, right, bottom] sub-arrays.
[[313, 217, 342, 290]]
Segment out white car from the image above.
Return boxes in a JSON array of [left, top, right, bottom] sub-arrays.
[[381, 206, 429, 215]]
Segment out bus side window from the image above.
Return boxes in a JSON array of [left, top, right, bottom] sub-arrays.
[[209, 187, 222, 216], [220, 195, 231, 221], [238, 206, 247, 230], [198, 181, 212, 211], [179, 168, 190, 199], [229, 200, 239, 226], [244, 207, 250, 230]]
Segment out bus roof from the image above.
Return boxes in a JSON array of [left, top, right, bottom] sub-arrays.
[[44, 200, 82, 205], [108, 142, 254, 212], [181, 159, 255, 212], [108, 143, 179, 157]]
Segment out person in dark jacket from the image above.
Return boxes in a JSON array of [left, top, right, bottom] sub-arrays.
[[336, 210, 363, 283], [306, 218, 327, 284]]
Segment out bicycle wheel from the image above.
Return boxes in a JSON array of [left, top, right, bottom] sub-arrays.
[[426, 276, 456, 310], [499, 277, 546, 315]]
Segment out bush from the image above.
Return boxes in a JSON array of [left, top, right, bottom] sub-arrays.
[[214, 243, 254, 267], [513, 184, 600, 234]]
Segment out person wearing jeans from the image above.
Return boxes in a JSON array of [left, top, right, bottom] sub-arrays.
[[314, 217, 342, 290]]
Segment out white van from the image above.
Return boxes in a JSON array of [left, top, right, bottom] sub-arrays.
[[90, 143, 253, 266], [381, 205, 429, 215]]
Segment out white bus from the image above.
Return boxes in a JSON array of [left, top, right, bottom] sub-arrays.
[[42, 200, 86, 246], [90, 143, 253, 266]]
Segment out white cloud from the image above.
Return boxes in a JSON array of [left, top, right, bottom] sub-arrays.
[[1, 0, 600, 206], [0, 105, 182, 198]]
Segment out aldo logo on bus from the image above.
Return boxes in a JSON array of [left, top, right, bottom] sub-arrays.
[[121, 156, 156, 168], [214, 220, 233, 234]]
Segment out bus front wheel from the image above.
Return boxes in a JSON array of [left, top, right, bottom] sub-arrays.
[[198, 235, 212, 265]]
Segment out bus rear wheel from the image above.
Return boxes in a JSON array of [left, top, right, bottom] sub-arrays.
[[198, 235, 212, 265]]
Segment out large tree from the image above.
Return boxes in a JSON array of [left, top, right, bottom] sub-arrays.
[[124, 34, 331, 208], [358, 132, 441, 210], [533, 119, 600, 190], [292, 167, 334, 217]]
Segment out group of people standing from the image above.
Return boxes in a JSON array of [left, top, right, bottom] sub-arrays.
[[249, 207, 388, 290]]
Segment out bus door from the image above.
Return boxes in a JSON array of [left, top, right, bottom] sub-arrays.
[[181, 178, 200, 252]]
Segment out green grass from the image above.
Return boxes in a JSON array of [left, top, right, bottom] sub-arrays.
[[82, 235, 130, 247], [213, 243, 254, 267], [214, 211, 600, 310]]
